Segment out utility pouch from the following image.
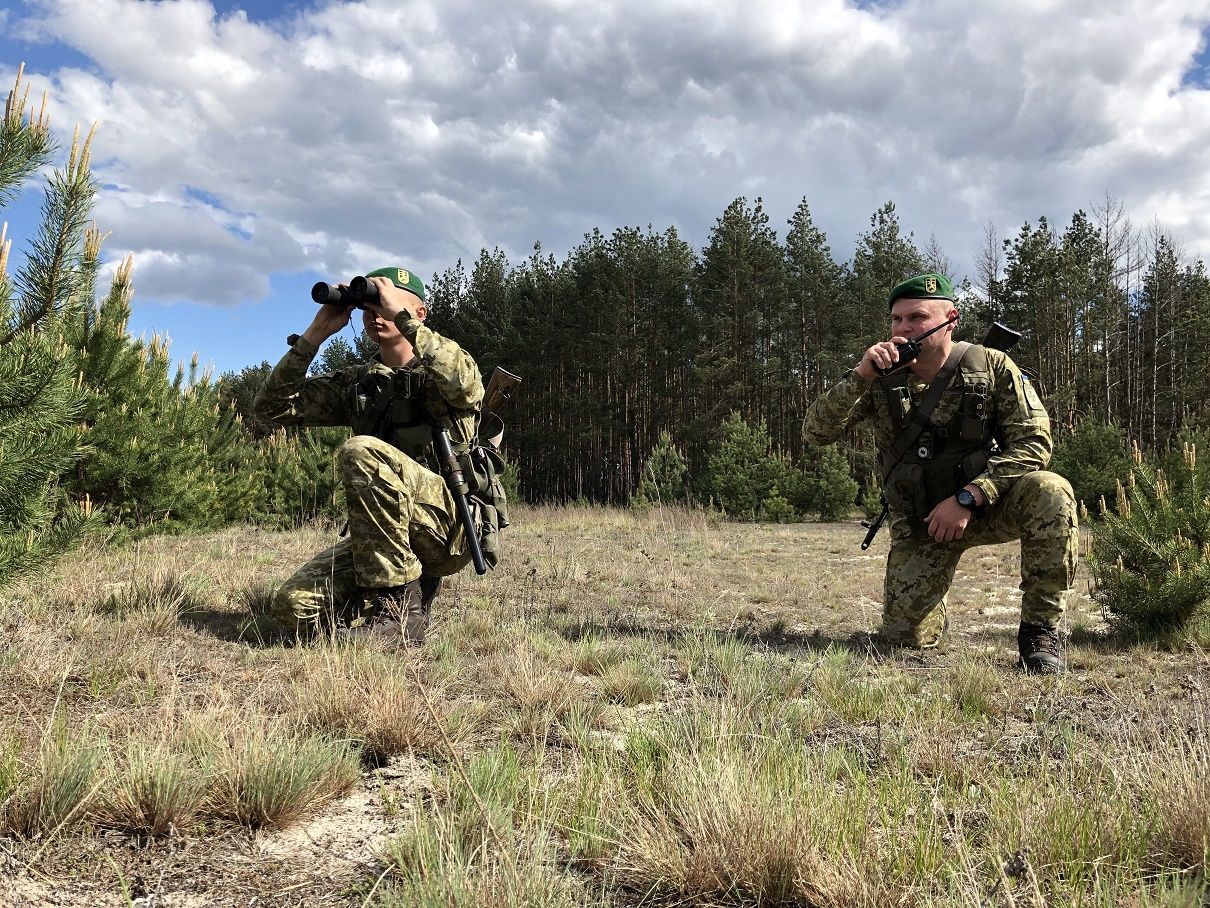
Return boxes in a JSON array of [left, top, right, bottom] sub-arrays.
[[462, 444, 510, 529], [957, 386, 990, 442], [958, 448, 991, 484], [885, 461, 929, 519]]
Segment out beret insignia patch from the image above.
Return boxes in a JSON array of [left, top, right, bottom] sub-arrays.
[[924, 276, 938, 294], [397, 269, 410, 285]]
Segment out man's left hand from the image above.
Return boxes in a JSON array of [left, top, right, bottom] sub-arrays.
[[365, 276, 420, 323], [924, 496, 972, 543]]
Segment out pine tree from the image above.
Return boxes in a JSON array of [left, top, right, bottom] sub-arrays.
[[701, 412, 792, 519], [634, 430, 689, 506], [1090, 443, 1210, 642], [64, 253, 258, 532], [0, 67, 95, 587], [783, 198, 846, 417], [694, 198, 786, 443], [848, 202, 923, 356]]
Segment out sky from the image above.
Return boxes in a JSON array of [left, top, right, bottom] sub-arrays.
[[2, 0, 1210, 375]]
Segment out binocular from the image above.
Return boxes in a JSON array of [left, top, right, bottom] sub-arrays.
[[311, 276, 380, 308]]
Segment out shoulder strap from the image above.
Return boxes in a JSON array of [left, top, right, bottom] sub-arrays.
[[881, 341, 971, 481]]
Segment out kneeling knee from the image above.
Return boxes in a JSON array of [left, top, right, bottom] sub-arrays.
[[336, 435, 383, 471], [1017, 471, 1078, 535]]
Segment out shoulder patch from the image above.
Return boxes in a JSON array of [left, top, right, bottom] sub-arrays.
[[1021, 374, 1046, 415]]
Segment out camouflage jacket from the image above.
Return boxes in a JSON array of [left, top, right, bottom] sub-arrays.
[[802, 346, 1052, 511], [254, 313, 484, 470]]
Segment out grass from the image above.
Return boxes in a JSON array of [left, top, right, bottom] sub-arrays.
[[101, 738, 208, 837], [204, 717, 363, 829], [0, 506, 1207, 905]]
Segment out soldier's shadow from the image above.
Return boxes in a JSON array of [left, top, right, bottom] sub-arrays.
[[179, 607, 298, 648], [555, 617, 890, 660]]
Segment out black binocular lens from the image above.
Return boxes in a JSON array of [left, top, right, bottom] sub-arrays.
[[311, 282, 342, 304], [311, 276, 381, 307], [348, 276, 380, 302]]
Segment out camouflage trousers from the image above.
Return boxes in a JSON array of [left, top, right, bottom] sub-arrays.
[[882, 470, 1079, 647], [270, 435, 472, 632]]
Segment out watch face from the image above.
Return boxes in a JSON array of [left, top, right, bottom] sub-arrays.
[[957, 490, 976, 509]]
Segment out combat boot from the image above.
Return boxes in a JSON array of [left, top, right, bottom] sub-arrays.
[[344, 579, 427, 644], [1017, 621, 1064, 674]]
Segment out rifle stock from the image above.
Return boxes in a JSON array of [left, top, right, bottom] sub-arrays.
[[484, 367, 522, 414]]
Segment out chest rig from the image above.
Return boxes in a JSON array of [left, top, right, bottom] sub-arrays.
[[350, 363, 440, 471], [877, 344, 999, 520]]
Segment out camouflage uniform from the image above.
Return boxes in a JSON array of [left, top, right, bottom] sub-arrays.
[[803, 345, 1078, 647], [254, 313, 483, 633]]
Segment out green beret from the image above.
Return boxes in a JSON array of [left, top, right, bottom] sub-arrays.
[[887, 272, 954, 310], [365, 266, 427, 302]]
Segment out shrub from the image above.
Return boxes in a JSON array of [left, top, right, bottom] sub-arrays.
[[795, 442, 859, 521], [1051, 417, 1130, 512], [1090, 443, 1210, 641], [634, 430, 689, 506], [759, 486, 798, 523], [701, 413, 793, 519]]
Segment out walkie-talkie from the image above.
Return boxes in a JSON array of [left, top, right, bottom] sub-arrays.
[[875, 314, 959, 376]]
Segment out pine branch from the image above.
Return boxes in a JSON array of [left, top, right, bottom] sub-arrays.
[[0, 64, 54, 207], [8, 123, 98, 342]]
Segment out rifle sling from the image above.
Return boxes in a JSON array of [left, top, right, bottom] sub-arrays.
[[880, 341, 971, 484]]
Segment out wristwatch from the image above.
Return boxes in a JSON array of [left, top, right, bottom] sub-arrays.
[[955, 488, 981, 516]]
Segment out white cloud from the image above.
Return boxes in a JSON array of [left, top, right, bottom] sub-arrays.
[[8, 0, 1210, 304]]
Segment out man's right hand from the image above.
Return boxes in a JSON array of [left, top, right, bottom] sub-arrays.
[[300, 294, 356, 346], [854, 337, 909, 382]]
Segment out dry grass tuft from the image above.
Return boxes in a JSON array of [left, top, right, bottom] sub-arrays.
[[566, 633, 629, 676], [612, 727, 868, 907], [2, 718, 104, 839], [599, 657, 664, 705], [97, 569, 201, 634], [232, 578, 280, 643], [948, 654, 1005, 719], [101, 739, 208, 837], [199, 718, 361, 829], [1134, 717, 1210, 871], [494, 644, 578, 718], [291, 646, 450, 764]]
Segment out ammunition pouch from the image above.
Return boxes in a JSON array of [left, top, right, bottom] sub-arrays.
[[884, 461, 929, 519], [461, 442, 510, 569], [392, 424, 436, 469]]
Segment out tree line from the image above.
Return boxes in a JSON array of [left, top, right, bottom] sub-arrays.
[[414, 197, 1209, 504], [4, 62, 1210, 594]]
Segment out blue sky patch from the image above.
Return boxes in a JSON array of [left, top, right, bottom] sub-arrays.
[[1181, 27, 1210, 89]]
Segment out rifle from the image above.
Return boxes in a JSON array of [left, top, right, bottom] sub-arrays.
[[478, 367, 521, 447], [433, 426, 489, 575], [860, 322, 1022, 549], [436, 366, 523, 577]]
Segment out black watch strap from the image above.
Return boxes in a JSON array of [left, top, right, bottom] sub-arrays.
[[956, 489, 980, 514]]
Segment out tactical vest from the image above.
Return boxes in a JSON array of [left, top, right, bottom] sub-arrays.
[[349, 361, 510, 566], [877, 344, 1000, 520]]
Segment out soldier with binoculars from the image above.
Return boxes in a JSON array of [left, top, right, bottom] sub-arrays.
[[254, 266, 499, 643]]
